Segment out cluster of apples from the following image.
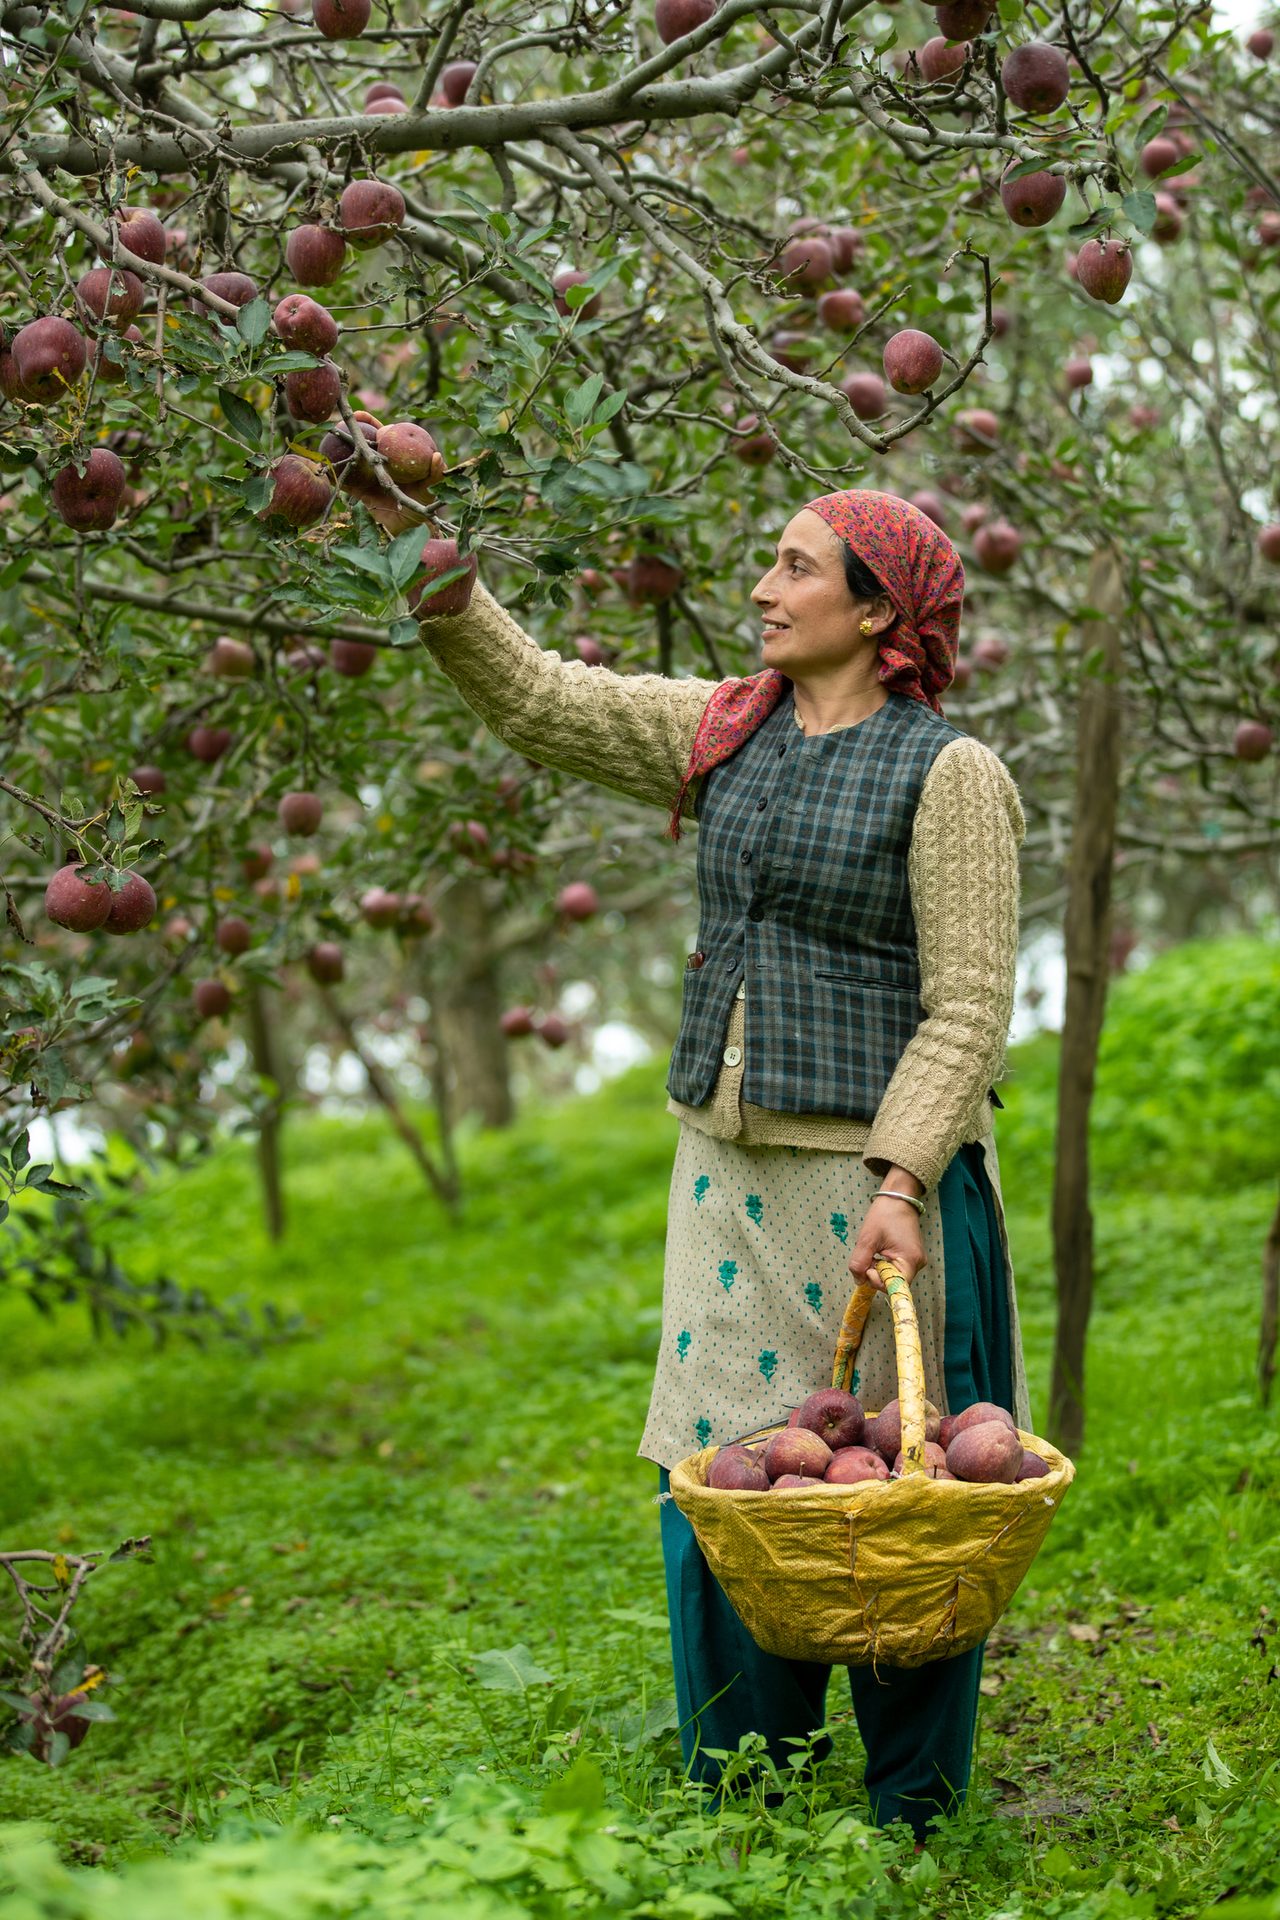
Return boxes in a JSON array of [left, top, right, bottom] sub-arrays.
[[706, 1388, 1049, 1491]]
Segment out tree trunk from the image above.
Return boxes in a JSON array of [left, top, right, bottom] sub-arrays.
[[434, 872, 514, 1130], [245, 981, 287, 1242], [1259, 1184, 1280, 1408], [1047, 547, 1127, 1456], [317, 985, 462, 1221]]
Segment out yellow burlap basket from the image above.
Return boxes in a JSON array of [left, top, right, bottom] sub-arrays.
[[669, 1255, 1075, 1668]]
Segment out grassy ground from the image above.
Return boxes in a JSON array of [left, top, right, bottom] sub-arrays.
[[0, 936, 1277, 1918]]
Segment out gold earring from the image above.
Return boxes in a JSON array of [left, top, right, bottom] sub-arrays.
[[860, 618, 874, 635]]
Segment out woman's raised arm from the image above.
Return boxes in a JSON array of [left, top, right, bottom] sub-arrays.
[[417, 580, 718, 821]]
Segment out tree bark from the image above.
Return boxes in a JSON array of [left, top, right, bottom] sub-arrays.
[[317, 986, 461, 1222], [1259, 1183, 1280, 1408], [1047, 547, 1127, 1456], [245, 981, 287, 1242], [434, 872, 515, 1131]]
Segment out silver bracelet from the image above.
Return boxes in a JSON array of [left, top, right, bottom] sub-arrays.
[[876, 1187, 925, 1215]]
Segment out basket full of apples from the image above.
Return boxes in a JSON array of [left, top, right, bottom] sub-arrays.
[[668, 1255, 1075, 1669]]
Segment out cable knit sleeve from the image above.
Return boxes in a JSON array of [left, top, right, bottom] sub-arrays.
[[417, 581, 717, 817], [862, 736, 1024, 1190]]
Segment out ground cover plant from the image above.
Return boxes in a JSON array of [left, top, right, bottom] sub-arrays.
[[0, 935, 1277, 1917]]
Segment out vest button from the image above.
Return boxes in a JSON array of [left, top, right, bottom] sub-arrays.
[[740, 850, 751, 864], [776, 745, 786, 756], [756, 798, 767, 811], [722, 1045, 742, 1067], [747, 906, 765, 921]]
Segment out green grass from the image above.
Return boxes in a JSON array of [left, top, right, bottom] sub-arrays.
[[0, 936, 1277, 1918]]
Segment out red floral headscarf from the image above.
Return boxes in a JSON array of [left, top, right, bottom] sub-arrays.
[[665, 490, 963, 842]]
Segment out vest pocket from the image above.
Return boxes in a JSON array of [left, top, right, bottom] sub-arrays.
[[814, 970, 918, 995]]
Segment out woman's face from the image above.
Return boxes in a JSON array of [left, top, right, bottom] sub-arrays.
[[750, 508, 892, 673]]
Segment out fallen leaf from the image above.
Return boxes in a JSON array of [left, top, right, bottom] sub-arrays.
[[1147, 1722, 1161, 1747], [1068, 1623, 1101, 1643]]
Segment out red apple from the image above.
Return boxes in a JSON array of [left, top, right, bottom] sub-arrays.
[[306, 941, 344, 983], [778, 234, 833, 288], [114, 208, 167, 265], [45, 863, 112, 931], [365, 80, 406, 105], [825, 1445, 890, 1485], [187, 725, 233, 762], [973, 519, 1022, 574], [440, 59, 479, 103], [816, 287, 865, 330], [91, 324, 143, 386], [1234, 720, 1274, 761], [626, 553, 684, 603], [193, 978, 232, 1018], [339, 179, 406, 249], [946, 1420, 1023, 1483], [954, 407, 999, 451], [655, 0, 716, 43], [207, 635, 255, 678], [216, 916, 252, 955], [1016, 1449, 1050, 1481], [538, 1011, 570, 1048], [552, 270, 601, 320], [893, 1440, 951, 1477], [76, 267, 145, 330], [330, 638, 379, 677], [50, 449, 126, 532], [12, 318, 87, 403], [397, 893, 437, 936], [557, 881, 599, 921], [284, 224, 347, 287], [1064, 357, 1093, 390], [240, 843, 272, 880], [260, 455, 334, 530], [284, 361, 342, 424], [376, 421, 441, 484], [198, 271, 258, 318], [707, 1445, 770, 1491], [951, 1400, 1017, 1436], [828, 227, 862, 272], [1256, 524, 1280, 564], [910, 490, 948, 528], [1140, 136, 1179, 179], [311, 0, 369, 37], [359, 887, 401, 928], [408, 538, 478, 617], [103, 871, 157, 933], [769, 330, 816, 373], [731, 414, 774, 465], [1001, 41, 1070, 112], [883, 328, 944, 394], [870, 1397, 941, 1462], [973, 633, 1011, 670], [841, 371, 886, 419], [1075, 237, 1133, 304], [278, 790, 323, 834], [763, 1427, 833, 1481], [273, 294, 339, 356], [500, 1005, 537, 1037], [1000, 167, 1066, 226], [130, 765, 166, 794], [792, 1388, 864, 1450], [933, 0, 989, 31], [1152, 192, 1183, 242], [916, 34, 969, 81], [1247, 26, 1274, 56]]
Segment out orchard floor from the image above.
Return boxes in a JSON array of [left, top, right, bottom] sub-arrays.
[[0, 1033, 1277, 1916]]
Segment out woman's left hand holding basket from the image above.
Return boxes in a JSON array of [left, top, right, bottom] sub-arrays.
[[849, 1171, 927, 1289]]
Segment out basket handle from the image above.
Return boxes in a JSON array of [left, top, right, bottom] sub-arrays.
[[830, 1256, 929, 1476]]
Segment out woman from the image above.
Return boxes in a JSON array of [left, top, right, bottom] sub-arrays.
[[417, 489, 1028, 1846]]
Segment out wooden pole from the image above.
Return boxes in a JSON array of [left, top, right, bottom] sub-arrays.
[[1047, 547, 1127, 1455]]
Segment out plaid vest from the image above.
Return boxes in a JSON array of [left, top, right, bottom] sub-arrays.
[[665, 685, 966, 1119]]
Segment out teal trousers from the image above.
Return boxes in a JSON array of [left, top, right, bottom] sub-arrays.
[[658, 1139, 1014, 1842]]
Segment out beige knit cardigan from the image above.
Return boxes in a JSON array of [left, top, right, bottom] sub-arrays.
[[419, 583, 1025, 1192]]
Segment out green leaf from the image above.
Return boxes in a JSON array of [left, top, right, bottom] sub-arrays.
[[541, 1756, 606, 1818], [257, 351, 326, 375], [565, 372, 605, 429], [591, 389, 628, 428], [388, 617, 420, 648], [243, 474, 272, 513], [70, 976, 117, 999], [387, 526, 424, 590], [236, 297, 273, 348], [471, 1643, 556, 1692], [332, 545, 394, 584], [12, 1129, 29, 1170], [996, 0, 1022, 19], [1140, 104, 1168, 142], [23, 1165, 54, 1189], [217, 387, 262, 447], [1122, 188, 1157, 235], [1068, 205, 1116, 238]]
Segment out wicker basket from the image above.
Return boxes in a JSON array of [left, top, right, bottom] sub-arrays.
[[668, 1255, 1075, 1669]]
